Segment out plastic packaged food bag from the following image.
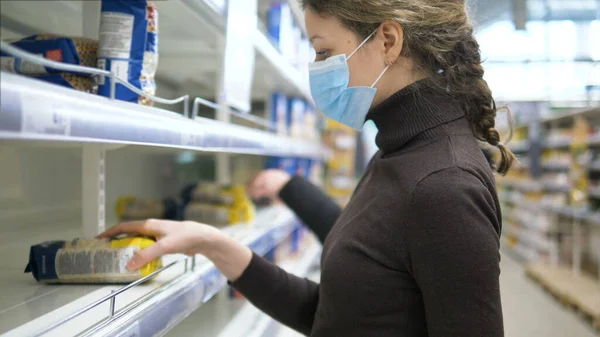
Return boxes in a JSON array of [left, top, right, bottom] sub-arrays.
[[97, 0, 158, 105], [34, 73, 97, 93], [0, 34, 98, 76], [116, 196, 181, 221], [25, 237, 163, 283], [181, 182, 236, 206]]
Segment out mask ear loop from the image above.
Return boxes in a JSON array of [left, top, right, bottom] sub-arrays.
[[371, 64, 390, 88], [346, 28, 379, 61]]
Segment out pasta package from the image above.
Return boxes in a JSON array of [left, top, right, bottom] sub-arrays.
[[181, 183, 252, 207], [34, 73, 97, 93], [184, 203, 237, 226], [97, 0, 158, 105], [116, 196, 181, 221], [0, 34, 98, 76], [183, 197, 255, 226], [25, 237, 162, 284], [182, 182, 235, 206]]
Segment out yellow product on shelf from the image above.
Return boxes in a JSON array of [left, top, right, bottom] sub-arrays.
[[184, 200, 256, 226], [116, 196, 164, 220], [25, 237, 163, 284], [189, 183, 233, 205], [184, 203, 233, 225], [224, 184, 252, 207], [570, 117, 590, 208]]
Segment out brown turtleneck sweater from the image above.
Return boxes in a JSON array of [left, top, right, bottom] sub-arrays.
[[232, 81, 504, 337]]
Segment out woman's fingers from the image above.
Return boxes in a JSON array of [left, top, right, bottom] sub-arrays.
[[248, 174, 267, 199], [126, 237, 174, 270], [96, 219, 165, 239]]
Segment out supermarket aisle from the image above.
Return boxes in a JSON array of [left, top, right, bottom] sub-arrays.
[[500, 251, 597, 337], [277, 253, 597, 337]]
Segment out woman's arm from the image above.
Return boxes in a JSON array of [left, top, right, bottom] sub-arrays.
[[403, 168, 504, 337], [99, 219, 319, 335], [278, 175, 341, 243], [230, 253, 319, 335]]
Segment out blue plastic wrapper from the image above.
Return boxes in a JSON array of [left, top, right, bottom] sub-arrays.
[[24, 241, 65, 282], [266, 157, 297, 176], [98, 0, 158, 104], [0, 35, 97, 76]]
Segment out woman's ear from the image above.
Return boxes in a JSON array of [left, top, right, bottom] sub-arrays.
[[379, 20, 404, 64]]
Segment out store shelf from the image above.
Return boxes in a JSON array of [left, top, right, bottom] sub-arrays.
[[541, 181, 571, 193], [589, 187, 600, 199], [543, 136, 572, 149], [508, 140, 530, 152], [540, 107, 600, 124], [508, 226, 555, 252], [252, 29, 311, 100], [501, 194, 600, 227], [0, 73, 324, 159], [540, 161, 571, 171], [287, 0, 307, 35], [589, 133, 600, 147], [1, 206, 300, 337], [542, 134, 600, 149], [178, 0, 311, 100], [540, 204, 600, 225], [217, 242, 321, 337], [497, 179, 542, 192], [0, 0, 310, 100]]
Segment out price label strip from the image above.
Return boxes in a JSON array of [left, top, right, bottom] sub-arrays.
[[21, 93, 71, 136]]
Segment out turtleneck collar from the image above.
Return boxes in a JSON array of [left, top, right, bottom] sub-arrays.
[[366, 79, 465, 154]]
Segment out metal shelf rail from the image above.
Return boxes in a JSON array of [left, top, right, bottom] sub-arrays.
[[2, 207, 301, 337]]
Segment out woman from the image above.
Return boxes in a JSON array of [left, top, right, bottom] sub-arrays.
[[100, 1, 515, 336]]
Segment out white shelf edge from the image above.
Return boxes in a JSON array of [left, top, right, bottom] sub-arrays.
[[0, 73, 324, 159], [287, 0, 307, 35], [217, 242, 322, 337], [2, 207, 301, 337]]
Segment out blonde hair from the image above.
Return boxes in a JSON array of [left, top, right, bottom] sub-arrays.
[[303, 0, 516, 175]]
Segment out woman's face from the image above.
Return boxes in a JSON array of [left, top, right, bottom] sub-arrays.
[[305, 7, 387, 90]]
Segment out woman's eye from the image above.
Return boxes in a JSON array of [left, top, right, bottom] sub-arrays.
[[315, 50, 329, 61]]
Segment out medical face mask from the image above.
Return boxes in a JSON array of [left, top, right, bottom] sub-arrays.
[[309, 29, 390, 131]]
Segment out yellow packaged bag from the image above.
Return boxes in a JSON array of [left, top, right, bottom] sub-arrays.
[[25, 237, 162, 283]]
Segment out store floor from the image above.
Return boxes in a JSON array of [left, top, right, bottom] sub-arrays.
[[279, 252, 598, 337], [499, 251, 597, 337]]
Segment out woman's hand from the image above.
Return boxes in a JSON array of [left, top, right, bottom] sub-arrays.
[[247, 169, 291, 199], [97, 219, 252, 280]]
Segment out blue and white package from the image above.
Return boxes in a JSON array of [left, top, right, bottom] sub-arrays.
[[288, 98, 305, 138], [0, 35, 98, 76], [271, 93, 289, 135], [98, 0, 158, 104], [267, 2, 282, 50], [266, 157, 297, 176], [295, 159, 311, 179]]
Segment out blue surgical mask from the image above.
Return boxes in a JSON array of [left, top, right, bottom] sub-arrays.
[[309, 29, 390, 131]]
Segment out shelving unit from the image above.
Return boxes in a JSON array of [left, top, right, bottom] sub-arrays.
[[0, 0, 323, 336], [1, 207, 300, 337], [498, 104, 600, 325], [0, 73, 323, 158]]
